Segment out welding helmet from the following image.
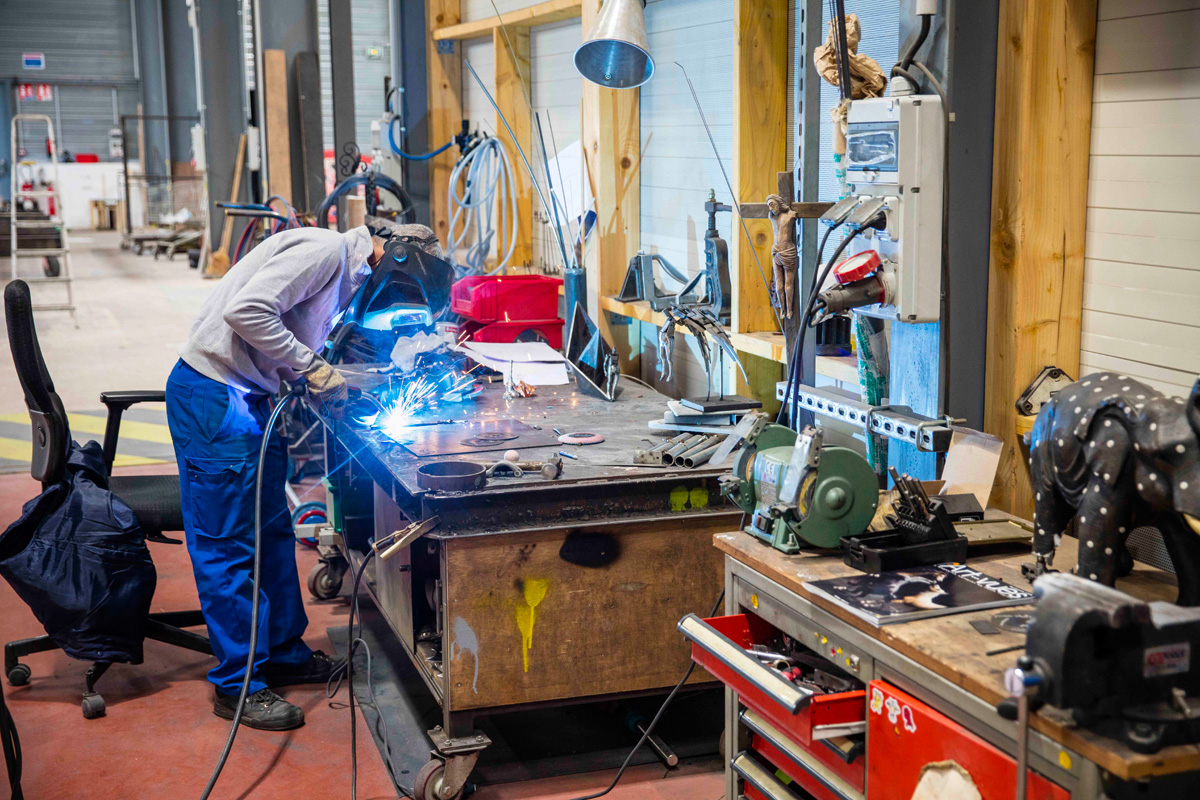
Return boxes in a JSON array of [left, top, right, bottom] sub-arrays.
[[327, 241, 456, 364]]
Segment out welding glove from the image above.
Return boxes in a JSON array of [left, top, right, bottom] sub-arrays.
[[301, 356, 349, 420]]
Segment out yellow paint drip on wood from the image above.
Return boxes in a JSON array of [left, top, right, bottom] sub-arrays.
[[515, 578, 549, 672]]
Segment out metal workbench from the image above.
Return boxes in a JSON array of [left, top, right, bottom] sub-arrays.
[[709, 530, 1200, 800], [312, 371, 740, 798]]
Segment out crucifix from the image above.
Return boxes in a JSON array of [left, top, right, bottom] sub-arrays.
[[739, 171, 833, 320]]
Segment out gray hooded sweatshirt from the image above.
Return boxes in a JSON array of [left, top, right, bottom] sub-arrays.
[[179, 226, 373, 394]]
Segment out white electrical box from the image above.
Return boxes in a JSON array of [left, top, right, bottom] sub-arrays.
[[844, 94, 944, 323]]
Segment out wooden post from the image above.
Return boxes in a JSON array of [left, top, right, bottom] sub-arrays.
[[732, 0, 788, 339], [426, 0, 463, 247], [984, 0, 1098, 516], [581, 0, 641, 370], [493, 26, 532, 269], [731, 0, 788, 400], [262, 49, 292, 205]]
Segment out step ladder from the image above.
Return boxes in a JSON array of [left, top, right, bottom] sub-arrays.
[[10, 114, 75, 321]]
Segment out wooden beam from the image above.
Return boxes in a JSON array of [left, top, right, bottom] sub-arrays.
[[494, 27, 532, 268], [732, 0, 788, 339], [426, 0, 463, 246], [581, 0, 641, 371], [984, 0, 1098, 516], [433, 0, 581, 41], [262, 49, 292, 205]]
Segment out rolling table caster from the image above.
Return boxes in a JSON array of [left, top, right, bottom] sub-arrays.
[[307, 546, 348, 600], [414, 725, 491, 800]]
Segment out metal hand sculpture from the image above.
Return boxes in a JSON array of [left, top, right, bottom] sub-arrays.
[[767, 194, 800, 319], [1027, 372, 1200, 605]]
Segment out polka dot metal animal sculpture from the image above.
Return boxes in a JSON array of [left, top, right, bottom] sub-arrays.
[[1027, 372, 1200, 605]]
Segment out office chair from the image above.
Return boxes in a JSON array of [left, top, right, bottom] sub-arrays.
[[3, 279, 211, 719]]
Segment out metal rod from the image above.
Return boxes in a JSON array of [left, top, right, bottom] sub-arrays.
[[535, 112, 572, 271], [463, 60, 569, 273], [636, 721, 679, 768], [674, 62, 783, 334], [1015, 692, 1029, 800]]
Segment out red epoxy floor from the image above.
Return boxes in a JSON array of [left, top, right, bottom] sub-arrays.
[[0, 467, 723, 800]]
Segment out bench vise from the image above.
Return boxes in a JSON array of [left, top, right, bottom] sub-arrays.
[[1001, 572, 1200, 754]]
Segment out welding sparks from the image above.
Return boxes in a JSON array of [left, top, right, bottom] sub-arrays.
[[375, 368, 484, 442]]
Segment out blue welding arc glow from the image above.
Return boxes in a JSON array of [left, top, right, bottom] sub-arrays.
[[360, 304, 433, 331]]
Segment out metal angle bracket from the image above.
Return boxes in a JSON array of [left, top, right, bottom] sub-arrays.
[[776, 381, 954, 452], [437, 40, 455, 55]]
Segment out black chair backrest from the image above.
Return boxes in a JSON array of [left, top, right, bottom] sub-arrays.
[[4, 280, 70, 484]]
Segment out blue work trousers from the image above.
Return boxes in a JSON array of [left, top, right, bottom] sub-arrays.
[[164, 359, 311, 694]]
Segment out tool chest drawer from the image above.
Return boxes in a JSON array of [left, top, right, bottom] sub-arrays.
[[680, 613, 866, 748], [744, 708, 865, 798], [866, 681, 1070, 800]]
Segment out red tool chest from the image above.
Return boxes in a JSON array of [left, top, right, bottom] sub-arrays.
[[681, 613, 867, 798], [866, 681, 1069, 800]]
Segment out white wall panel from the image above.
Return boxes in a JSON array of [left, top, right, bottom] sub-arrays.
[[636, 0, 734, 399], [1081, 3, 1200, 398], [460, 37, 496, 134]]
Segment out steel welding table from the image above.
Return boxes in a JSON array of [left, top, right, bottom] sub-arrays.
[[310, 369, 738, 793], [704, 528, 1200, 800]]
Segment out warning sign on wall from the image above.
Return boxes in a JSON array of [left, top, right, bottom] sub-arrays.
[[21, 53, 45, 70], [17, 84, 53, 102]]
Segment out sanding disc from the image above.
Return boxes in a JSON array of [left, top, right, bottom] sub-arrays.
[[558, 431, 605, 445]]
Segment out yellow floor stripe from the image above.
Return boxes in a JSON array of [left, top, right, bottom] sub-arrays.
[[0, 437, 165, 467], [0, 412, 174, 445]]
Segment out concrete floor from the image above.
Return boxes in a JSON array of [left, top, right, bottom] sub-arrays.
[[0, 232, 724, 799]]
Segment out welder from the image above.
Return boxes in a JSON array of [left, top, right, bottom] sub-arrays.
[[164, 224, 430, 730]]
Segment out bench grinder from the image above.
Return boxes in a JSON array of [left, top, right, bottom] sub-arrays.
[[720, 422, 878, 553]]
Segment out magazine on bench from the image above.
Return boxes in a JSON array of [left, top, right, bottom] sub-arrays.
[[803, 563, 1035, 626]]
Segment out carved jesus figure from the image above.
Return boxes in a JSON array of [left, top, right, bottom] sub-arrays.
[[767, 193, 800, 319]]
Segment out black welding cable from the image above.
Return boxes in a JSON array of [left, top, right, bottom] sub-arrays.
[[198, 387, 305, 800], [565, 590, 726, 800], [898, 14, 932, 73], [0, 683, 21, 800], [776, 228, 864, 426]]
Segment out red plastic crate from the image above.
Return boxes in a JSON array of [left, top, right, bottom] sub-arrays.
[[460, 318, 563, 349], [689, 614, 865, 748], [451, 275, 563, 323]]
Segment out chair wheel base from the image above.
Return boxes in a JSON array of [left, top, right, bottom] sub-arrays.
[[81, 692, 106, 719], [7, 663, 31, 686]]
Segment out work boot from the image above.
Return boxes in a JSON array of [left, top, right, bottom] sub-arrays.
[[265, 650, 339, 688], [213, 688, 305, 731]]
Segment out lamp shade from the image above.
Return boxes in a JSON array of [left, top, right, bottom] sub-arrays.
[[573, 0, 654, 89]]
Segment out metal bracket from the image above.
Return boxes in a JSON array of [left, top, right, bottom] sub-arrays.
[[778, 382, 954, 452], [436, 40, 455, 55]]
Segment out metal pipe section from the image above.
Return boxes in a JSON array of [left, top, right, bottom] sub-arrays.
[[676, 434, 722, 464], [647, 432, 688, 458], [662, 434, 703, 465], [683, 440, 724, 468]]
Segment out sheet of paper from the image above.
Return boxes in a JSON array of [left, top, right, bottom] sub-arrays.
[[457, 341, 565, 363], [546, 139, 592, 223], [457, 350, 569, 385], [939, 427, 1003, 508]]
